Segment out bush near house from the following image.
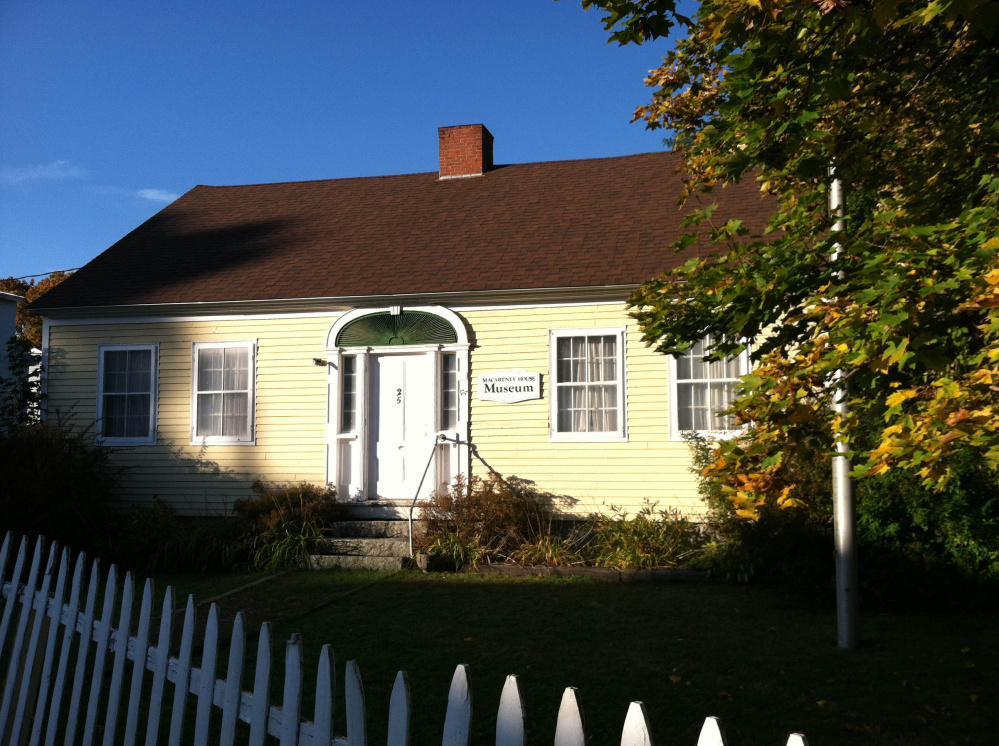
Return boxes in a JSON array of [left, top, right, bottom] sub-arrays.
[[685, 429, 999, 607], [854, 449, 999, 607], [237, 480, 346, 571], [684, 431, 834, 586], [0, 421, 120, 557], [1, 367, 346, 573], [108, 480, 347, 573], [586, 504, 703, 570], [110, 499, 248, 574], [0, 428, 349, 573], [418, 473, 705, 571], [418, 473, 565, 568]]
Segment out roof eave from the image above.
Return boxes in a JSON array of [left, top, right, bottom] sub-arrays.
[[33, 284, 643, 319]]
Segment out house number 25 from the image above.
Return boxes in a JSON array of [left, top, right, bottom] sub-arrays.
[[396, 388, 402, 404]]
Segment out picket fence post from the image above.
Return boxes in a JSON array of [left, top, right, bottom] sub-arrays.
[[11, 539, 58, 745], [122, 577, 153, 746], [0, 535, 41, 740], [345, 659, 367, 746], [282, 632, 303, 746], [0, 532, 818, 746], [249, 620, 272, 744], [387, 670, 411, 746], [28, 545, 70, 746], [219, 611, 246, 745], [144, 584, 174, 746], [554, 687, 586, 746], [495, 674, 525, 746]]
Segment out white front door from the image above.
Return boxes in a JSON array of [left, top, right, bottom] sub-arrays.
[[368, 353, 435, 499]]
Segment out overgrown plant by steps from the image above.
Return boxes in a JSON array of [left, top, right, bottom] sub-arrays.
[[237, 480, 346, 570], [418, 473, 570, 569], [418, 473, 705, 571], [110, 481, 347, 574]]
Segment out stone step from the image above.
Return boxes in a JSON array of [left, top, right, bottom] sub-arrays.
[[316, 537, 411, 558], [307, 555, 406, 571], [326, 520, 414, 539]]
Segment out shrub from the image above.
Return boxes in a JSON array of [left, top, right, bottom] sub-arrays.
[[418, 473, 566, 566], [111, 481, 346, 574], [110, 500, 249, 574], [512, 534, 586, 567], [690, 503, 834, 586], [422, 532, 490, 572], [0, 421, 119, 556], [585, 503, 704, 570], [685, 431, 835, 586], [251, 520, 325, 571], [420, 474, 710, 571], [855, 447, 999, 606], [236, 480, 345, 570], [685, 422, 999, 604]]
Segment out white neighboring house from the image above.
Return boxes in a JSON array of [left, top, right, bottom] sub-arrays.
[[0, 291, 23, 381]]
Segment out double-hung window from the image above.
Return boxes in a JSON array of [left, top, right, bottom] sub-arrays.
[[96, 344, 157, 444], [549, 327, 627, 441], [670, 335, 749, 439], [191, 341, 255, 444]]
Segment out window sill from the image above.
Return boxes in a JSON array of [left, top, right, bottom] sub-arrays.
[[670, 429, 743, 442], [549, 433, 629, 444], [190, 437, 256, 447], [96, 436, 157, 447]]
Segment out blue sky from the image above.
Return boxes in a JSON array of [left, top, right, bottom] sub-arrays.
[[0, 1, 674, 282]]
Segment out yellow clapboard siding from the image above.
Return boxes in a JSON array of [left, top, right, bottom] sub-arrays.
[[46, 302, 710, 517], [462, 302, 700, 516], [48, 317, 336, 514]]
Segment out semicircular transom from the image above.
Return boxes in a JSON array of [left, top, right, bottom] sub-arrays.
[[335, 311, 458, 347]]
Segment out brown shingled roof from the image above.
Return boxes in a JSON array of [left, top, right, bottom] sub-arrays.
[[33, 151, 771, 310]]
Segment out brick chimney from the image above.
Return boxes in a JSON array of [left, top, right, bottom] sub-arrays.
[[438, 124, 493, 179]]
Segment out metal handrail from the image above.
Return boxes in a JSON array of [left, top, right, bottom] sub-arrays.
[[408, 433, 448, 558], [406, 434, 500, 558]]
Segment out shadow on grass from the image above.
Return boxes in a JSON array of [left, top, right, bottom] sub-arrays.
[[151, 570, 998, 746]]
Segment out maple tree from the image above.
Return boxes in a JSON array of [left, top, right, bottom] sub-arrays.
[[584, 0, 999, 513]]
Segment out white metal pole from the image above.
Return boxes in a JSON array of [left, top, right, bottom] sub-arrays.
[[830, 172, 859, 650]]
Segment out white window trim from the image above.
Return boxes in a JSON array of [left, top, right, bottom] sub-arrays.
[[96, 343, 158, 446], [190, 340, 257, 446], [668, 342, 750, 441], [548, 326, 628, 443]]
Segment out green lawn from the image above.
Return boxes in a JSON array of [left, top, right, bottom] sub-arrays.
[[151, 569, 996, 746]]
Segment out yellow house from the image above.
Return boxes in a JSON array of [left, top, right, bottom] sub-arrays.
[[32, 125, 769, 518]]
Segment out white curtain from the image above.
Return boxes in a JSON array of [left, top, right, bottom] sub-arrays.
[[557, 335, 618, 433]]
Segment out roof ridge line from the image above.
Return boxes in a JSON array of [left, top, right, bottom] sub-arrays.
[[193, 151, 675, 190]]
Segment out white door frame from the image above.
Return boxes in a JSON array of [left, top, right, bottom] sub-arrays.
[[325, 305, 471, 501]]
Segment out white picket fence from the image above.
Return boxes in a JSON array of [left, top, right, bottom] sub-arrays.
[[0, 532, 810, 745]]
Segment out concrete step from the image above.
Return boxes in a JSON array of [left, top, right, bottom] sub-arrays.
[[326, 520, 414, 539], [316, 537, 410, 558], [307, 555, 406, 571]]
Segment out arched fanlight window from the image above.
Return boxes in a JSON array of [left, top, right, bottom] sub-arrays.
[[335, 311, 458, 347]]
